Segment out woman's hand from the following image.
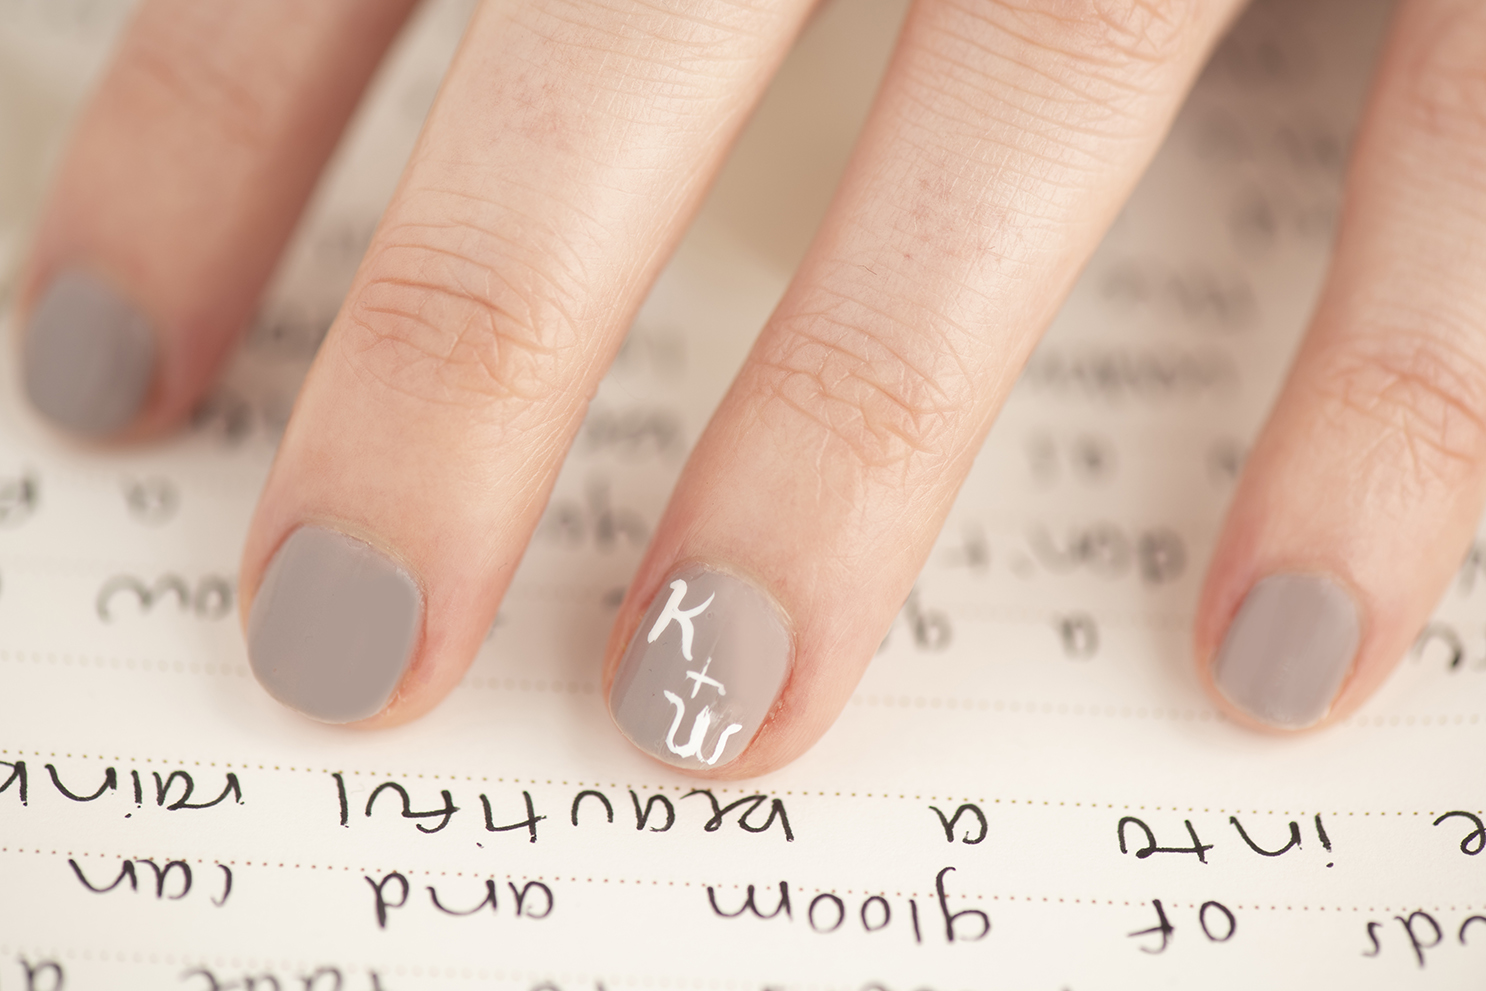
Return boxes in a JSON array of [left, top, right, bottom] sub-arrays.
[[14, 0, 1486, 777]]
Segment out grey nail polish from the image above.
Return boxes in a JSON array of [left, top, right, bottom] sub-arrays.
[[22, 269, 156, 437], [1212, 573, 1360, 730], [247, 526, 422, 724], [609, 564, 792, 771]]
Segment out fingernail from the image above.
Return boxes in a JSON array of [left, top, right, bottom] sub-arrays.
[[22, 269, 156, 437], [1212, 573, 1360, 729], [609, 564, 792, 770], [247, 525, 422, 723]]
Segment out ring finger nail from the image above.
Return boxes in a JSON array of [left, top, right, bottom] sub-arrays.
[[609, 565, 792, 770], [1211, 573, 1361, 730], [247, 525, 423, 723], [22, 269, 156, 437]]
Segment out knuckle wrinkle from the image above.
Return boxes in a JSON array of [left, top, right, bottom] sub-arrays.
[[343, 224, 579, 411], [1316, 331, 1486, 488], [750, 304, 971, 478], [973, 0, 1203, 66]]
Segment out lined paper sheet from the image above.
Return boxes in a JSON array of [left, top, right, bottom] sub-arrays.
[[3, 0, 1486, 987]]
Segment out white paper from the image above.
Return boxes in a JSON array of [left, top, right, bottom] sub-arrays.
[[3, 1, 1484, 987]]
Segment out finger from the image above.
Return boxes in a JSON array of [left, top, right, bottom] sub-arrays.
[[604, 0, 1246, 776], [240, 0, 816, 725], [14, 0, 417, 438], [1195, 0, 1486, 731]]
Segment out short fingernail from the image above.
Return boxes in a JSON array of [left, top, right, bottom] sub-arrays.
[[247, 525, 422, 723], [22, 269, 156, 437], [609, 564, 792, 770], [1212, 573, 1361, 730]]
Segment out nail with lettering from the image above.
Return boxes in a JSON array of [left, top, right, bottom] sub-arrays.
[[1212, 573, 1360, 730], [247, 525, 423, 723], [609, 564, 792, 771], [22, 269, 156, 437]]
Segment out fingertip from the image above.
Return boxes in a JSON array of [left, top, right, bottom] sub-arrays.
[[606, 562, 794, 775], [246, 524, 424, 725], [1205, 572, 1362, 732], [19, 267, 158, 439]]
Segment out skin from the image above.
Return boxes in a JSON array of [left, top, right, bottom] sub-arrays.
[[13, 0, 1486, 777]]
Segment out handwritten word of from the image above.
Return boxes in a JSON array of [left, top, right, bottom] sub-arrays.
[[1128, 899, 1237, 954]]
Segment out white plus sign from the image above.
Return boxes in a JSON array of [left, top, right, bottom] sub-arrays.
[[684, 656, 726, 699]]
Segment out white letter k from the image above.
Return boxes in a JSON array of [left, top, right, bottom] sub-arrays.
[[646, 579, 715, 662]]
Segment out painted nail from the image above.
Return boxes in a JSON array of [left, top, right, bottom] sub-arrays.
[[1212, 573, 1360, 730], [609, 564, 792, 771], [22, 269, 156, 437], [247, 526, 422, 723]]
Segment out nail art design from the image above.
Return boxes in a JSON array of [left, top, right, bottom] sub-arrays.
[[1212, 573, 1360, 730], [247, 526, 422, 724], [610, 565, 791, 771], [22, 269, 156, 437]]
